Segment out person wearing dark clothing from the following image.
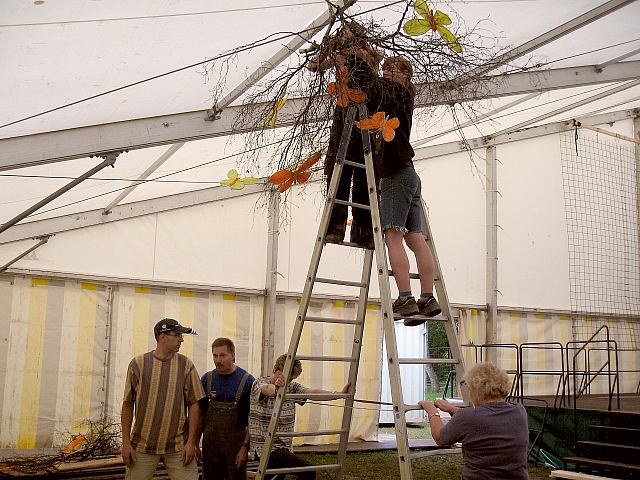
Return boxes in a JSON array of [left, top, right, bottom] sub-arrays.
[[419, 362, 529, 480], [373, 56, 441, 325], [199, 337, 255, 480], [308, 21, 383, 249]]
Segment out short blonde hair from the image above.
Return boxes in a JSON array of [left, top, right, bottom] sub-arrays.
[[463, 362, 511, 401], [274, 354, 303, 380]]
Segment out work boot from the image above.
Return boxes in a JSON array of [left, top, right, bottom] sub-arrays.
[[325, 211, 347, 244], [350, 224, 375, 249]]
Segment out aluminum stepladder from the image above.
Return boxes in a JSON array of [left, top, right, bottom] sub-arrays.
[[254, 101, 467, 480]]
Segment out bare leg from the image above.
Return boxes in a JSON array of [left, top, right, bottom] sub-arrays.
[[385, 228, 411, 293], [405, 232, 435, 294]]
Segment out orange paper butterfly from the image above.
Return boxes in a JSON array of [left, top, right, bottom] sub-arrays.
[[327, 66, 367, 108], [268, 153, 321, 193], [355, 111, 400, 142]]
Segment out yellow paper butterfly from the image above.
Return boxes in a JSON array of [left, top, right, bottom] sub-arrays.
[[220, 169, 259, 190], [403, 0, 462, 54], [264, 82, 288, 128]]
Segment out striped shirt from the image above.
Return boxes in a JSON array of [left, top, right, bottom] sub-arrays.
[[123, 351, 205, 454], [248, 376, 306, 457]]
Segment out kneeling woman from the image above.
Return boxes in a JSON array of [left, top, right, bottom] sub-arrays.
[[419, 362, 529, 480]]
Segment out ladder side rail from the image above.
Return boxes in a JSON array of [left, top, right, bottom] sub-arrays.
[[254, 105, 358, 480], [335, 107, 378, 480], [359, 103, 414, 480], [419, 201, 468, 403]]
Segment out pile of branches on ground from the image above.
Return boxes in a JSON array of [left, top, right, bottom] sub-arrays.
[[0, 417, 120, 477]]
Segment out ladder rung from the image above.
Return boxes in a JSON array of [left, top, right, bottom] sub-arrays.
[[266, 464, 341, 475], [392, 313, 448, 322], [276, 429, 345, 437], [334, 199, 371, 211], [388, 270, 441, 282], [286, 392, 351, 400], [410, 447, 462, 460], [296, 355, 356, 362], [315, 277, 367, 288], [397, 357, 460, 365], [343, 159, 366, 169], [305, 316, 361, 325]]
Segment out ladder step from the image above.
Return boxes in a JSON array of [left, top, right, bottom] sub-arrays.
[[388, 270, 441, 282], [393, 313, 449, 322], [305, 316, 361, 325], [410, 447, 462, 460], [266, 464, 341, 475], [398, 357, 460, 365], [334, 199, 371, 211], [296, 355, 356, 362], [315, 277, 368, 288], [276, 429, 346, 437], [286, 392, 350, 400], [343, 159, 366, 169]]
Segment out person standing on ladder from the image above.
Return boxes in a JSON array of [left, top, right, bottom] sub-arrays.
[[374, 56, 441, 325], [308, 20, 383, 249], [199, 337, 255, 480]]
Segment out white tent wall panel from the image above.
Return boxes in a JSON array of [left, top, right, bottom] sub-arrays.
[[415, 150, 488, 305], [497, 134, 571, 310], [152, 194, 268, 288]]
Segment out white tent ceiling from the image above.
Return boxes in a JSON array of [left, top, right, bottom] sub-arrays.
[[1, 0, 639, 229]]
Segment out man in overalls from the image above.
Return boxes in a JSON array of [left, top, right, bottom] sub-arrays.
[[199, 337, 255, 480]]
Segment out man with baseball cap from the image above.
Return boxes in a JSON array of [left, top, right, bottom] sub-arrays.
[[121, 318, 205, 480]]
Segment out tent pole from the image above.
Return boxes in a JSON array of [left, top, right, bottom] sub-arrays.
[[0, 236, 49, 272], [493, 79, 640, 136], [262, 190, 280, 375], [0, 153, 118, 236], [485, 145, 498, 363]]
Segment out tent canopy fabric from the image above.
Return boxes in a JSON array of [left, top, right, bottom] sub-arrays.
[[1, 0, 639, 225]]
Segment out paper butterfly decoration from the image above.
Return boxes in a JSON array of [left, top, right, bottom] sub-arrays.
[[264, 82, 288, 128], [328, 65, 367, 108], [356, 111, 400, 142], [268, 153, 321, 193], [220, 169, 259, 190], [403, 0, 462, 54]]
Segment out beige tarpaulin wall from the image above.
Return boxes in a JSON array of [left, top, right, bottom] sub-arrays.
[[0, 274, 383, 449]]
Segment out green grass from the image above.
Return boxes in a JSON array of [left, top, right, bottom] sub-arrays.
[[379, 424, 434, 440], [300, 451, 553, 479]]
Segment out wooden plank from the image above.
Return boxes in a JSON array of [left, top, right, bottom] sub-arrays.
[[55, 456, 123, 472], [550, 469, 619, 479]]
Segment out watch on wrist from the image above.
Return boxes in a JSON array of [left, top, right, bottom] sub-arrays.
[[241, 442, 250, 449]]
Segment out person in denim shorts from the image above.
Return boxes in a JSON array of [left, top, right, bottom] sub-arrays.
[[376, 56, 441, 326]]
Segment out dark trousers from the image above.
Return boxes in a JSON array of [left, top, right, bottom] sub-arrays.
[[259, 448, 316, 480], [326, 161, 372, 232], [202, 430, 246, 480]]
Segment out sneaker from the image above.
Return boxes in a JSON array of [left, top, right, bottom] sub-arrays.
[[393, 296, 419, 317], [417, 297, 442, 317]]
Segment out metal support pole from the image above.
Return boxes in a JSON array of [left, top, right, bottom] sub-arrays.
[[262, 190, 280, 375], [0, 236, 49, 272], [103, 144, 183, 213], [486, 146, 498, 362], [0, 153, 118, 236], [634, 116, 640, 296], [101, 286, 115, 419]]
